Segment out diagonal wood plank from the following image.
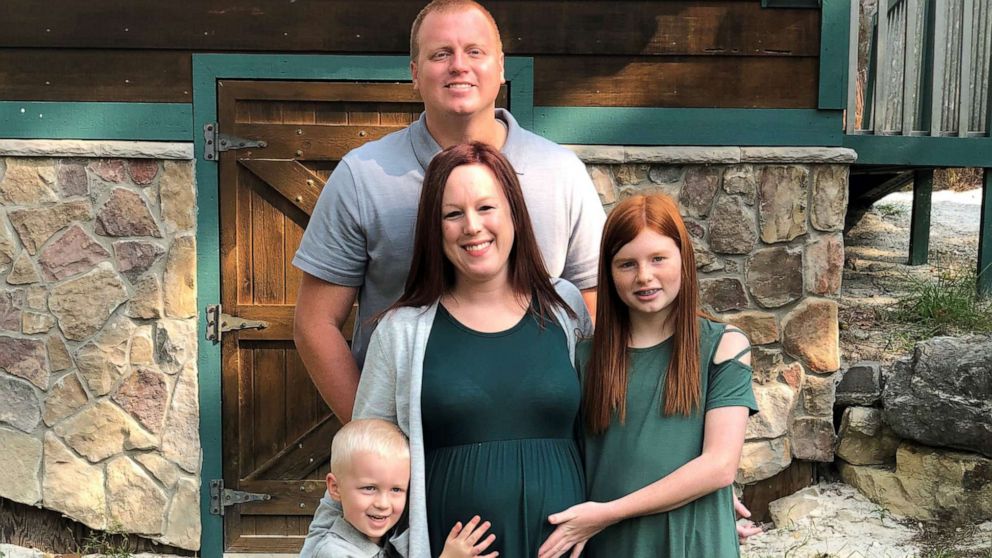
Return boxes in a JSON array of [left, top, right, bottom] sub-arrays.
[[244, 414, 341, 481], [240, 159, 323, 215]]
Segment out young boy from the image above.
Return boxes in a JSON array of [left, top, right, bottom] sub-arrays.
[[317, 419, 497, 558]]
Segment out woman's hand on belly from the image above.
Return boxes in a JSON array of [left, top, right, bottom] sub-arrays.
[[537, 501, 616, 558]]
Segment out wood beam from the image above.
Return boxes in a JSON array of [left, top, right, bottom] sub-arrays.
[[908, 168, 933, 265]]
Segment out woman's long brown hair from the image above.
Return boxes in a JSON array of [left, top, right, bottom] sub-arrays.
[[389, 141, 575, 323], [583, 194, 701, 434]]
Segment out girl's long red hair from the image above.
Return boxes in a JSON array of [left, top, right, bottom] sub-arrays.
[[583, 194, 702, 434]]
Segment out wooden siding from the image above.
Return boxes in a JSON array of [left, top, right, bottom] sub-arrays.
[[1, 1, 821, 109]]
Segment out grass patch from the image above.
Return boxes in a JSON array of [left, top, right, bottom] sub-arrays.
[[882, 266, 992, 347], [874, 202, 907, 218]]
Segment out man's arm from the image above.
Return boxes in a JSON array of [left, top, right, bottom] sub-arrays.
[[294, 272, 360, 423]]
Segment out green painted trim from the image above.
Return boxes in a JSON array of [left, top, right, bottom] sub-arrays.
[[535, 108, 843, 146], [908, 169, 933, 265], [844, 135, 992, 166], [979, 169, 992, 296], [819, 0, 850, 109], [0, 101, 191, 141]]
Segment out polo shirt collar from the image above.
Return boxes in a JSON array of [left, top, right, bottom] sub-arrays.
[[409, 109, 523, 172], [328, 516, 384, 556]]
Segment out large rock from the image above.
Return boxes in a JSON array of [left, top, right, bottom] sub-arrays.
[[724, 310, 778, 345], [106, 457, 168, 535], [43, 373, 89, 426], [790, 416, 836, 462], [802, 372, 837, 417], [746, 382, 796, 439], [0, 159, 58, 205], [112, 368, 169, 434], [43, 432, 107, 529], [738, 436, 792, 484], [53, 400, 157, 462], [75, 341, 127, 396], [768, 485, 823, 529], [806, 233, 844, 295], [746, 246, 803, 308], [722, 165, 756, 205], [0, 426, 42, 505], [160, 477, 201, 550], [163, 235, 196, 318], [134, 453, 179, 489], [699, 277, 747, 312], [126, 275, 163, 319], [114, 240, 165, 281], [7, 201, 92, 255], [841, 442, 992, 522], [782, 298, 840, 372], [708, 195, 757, 255], [0, 375, 41, 433], [37, 225, 111, 281], [162, 361, 201, 473], [758, 165, 809, 243], [680, 166, 721, 218], [836, 406, 901, 465], [883, 335, 992, 457], [0, 335, 49, 388], [49, 262, 128, 340], [96, 188, 162, 238], [811, 165, 848, 231], [160, 161, 196, 232], [56, 161, 89, 197], [835, 361, 883, 406]]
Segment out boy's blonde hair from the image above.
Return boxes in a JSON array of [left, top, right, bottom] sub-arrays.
[[330, 419, 410, 475]]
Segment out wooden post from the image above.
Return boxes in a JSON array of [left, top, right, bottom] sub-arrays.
[[979, 168, 992, 296], [908, 168, 933, 265]]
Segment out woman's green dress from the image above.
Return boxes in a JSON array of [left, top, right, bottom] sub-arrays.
[[581, 319, 758, 558], [421, 305, 585, 557]]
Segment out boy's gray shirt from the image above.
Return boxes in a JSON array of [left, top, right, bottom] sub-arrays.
[[291, 109, 604, 368], [300, 279, 593, 558], [312, 514, 406, 558]]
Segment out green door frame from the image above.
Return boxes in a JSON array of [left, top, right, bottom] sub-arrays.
[[191, 53, 534, 558]]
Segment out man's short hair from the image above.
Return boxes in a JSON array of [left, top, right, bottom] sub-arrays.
[[409, 0, 502, 61], [330, 419, 410, 475]]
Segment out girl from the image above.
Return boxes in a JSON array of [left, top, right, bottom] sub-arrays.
[[539, 194, 758, 558]]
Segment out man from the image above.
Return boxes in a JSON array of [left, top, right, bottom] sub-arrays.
[[293, 0, 604, 422]]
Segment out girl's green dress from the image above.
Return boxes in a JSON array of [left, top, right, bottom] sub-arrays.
[[421, 305, 585, 557], [581, 319, 758, 558]]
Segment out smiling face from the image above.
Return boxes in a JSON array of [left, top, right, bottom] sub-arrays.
[[410, 5, 505, 121], [441, 163, 515, 288], [327, 451, 409, 545], [611, 228, 684, 326]]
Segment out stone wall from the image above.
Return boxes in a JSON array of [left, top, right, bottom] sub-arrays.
[[571, 146, 855, 485], [0, 142, 200, 550]]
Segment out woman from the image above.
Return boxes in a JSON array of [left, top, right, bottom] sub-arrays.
[[353, 141, 592, 557]]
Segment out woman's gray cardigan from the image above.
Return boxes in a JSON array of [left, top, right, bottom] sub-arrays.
[[299, 279, 592, 558]]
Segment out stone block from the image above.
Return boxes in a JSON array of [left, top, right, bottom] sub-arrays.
[[156, 319, 196, 373], [802, 372, 837, 417], [722, 165, 757, 205], [56, 161, 89, 197], [708, 194, 757, 255], [700, 277, 747, 312], [8, 200, 92, 255], [746, 382, 796, 439], [130, 325, 155, 365], [127, 159, 160, 185], [113, 368, 169, 434], [21, 311, 55, 334], [160, 477, 201, 550], [46, 334, 73, 372], [43, 432, 107, 529], [163, 235, 196, 318], [89, 159, 127, 183], [693, 243, 724, 273], [615, 164, 649, 186], [746, 246, 803, 308], [127, 275, 163, 319], [806, 233, 844, 295], [96, 188, 162, 238], [43, 373, 89, 426], [724, 310, 778, 345], [114, 240, 165, 281], [648, 165, 683, 185], [76, 341, 127, 396], [49, 262, 128, 340], [835, 361, 882, 406], [0, 426, 42, 505], [782, 298, 840, 373], [162, 361, 201, 473], [0, 335, 48, 388], [567, 145, 624, 163], [53, 400, 157, 462], [22, 286, 46, 311], [0, 159, 58, 205], [160, 161, 195, 232], [7, 252, 41, 285], [790, 416, 836, 462], [680, 166, 721, 218], [768, 485, 822, 529], [107, 457, 167, 535], [134, 453, 179, 489], [587, 165, 617, 205], [37, 225, 111, 281], [0, 290, 21, 330], [737, 436, 792, 484], [780, 361, 805, 392], [836, 407, 901, 465], [751, 346, 784, 384], [811, 165, 849, 232], [883, 335, 992, 457], [758, 165, 809, 243]]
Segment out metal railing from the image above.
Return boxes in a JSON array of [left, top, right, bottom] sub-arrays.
[[847, 0, 992, 137]]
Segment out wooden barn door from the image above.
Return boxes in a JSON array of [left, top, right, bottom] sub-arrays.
[[216, 80, 423, 553]]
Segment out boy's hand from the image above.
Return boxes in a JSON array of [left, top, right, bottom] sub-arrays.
[[439, 515, 498, 558]]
